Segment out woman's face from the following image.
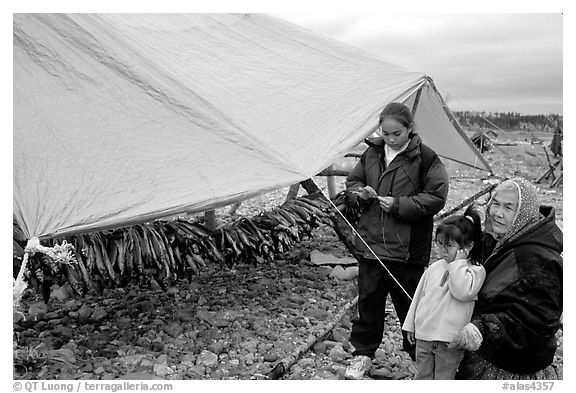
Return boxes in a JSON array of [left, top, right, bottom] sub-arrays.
[[489, 188, 519, 236], [380, 118, 410, 151]]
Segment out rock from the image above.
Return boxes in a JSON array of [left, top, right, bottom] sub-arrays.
[[135, 300, 155, 313], [300, 358, 315, 367], [317, 266, 333, 277], [391, 370, 411, 380], [328, 345, 350, 362], [47, 318, 63, 327], [212, 318, 230, 328], [153, 364, 174, 377], [287, 294, 306, 304], [19, 329, 36, 338], [90, 307, 108, 321], [317, 369, 339, 380], [121, 371, 165, 380], [292, 317, 308, 328], [50, 285, 71, 301], [102, 298, 117, 306], [150, 342, 164, 352], [189, 365, 206, 376], [39, 336, 63, 350], [196, 350, 218, 367], [323, 340, 342, 350], [116, 316, 133, 330], [27, 302, 48, 321], [331, 364, 347, 378], [263, 351, 280, 362], [207, 341, 226, 355], [63, 295, 82, 310], [374, 348, 387, 360], [329, 265, 358, 280], [163, 322, 184, 338], [176, 307, 197, 322], [179, 353, 196, 364], [116, 354, 148, 368], [370, 367, 394, 379], [304, 308, 328, 320], [140, 358, 156, 368], [167, 287, 180, 295], [78, 304, 92, 322], [195, 310, 217, 325], [313, 342, 328, 355], [52, 326, 75, 339], [330, 328, 349, 345], [242, 352, 255, 365], [136, 337, 151, 348], [239, 340, 259, 353], [310, 250, 357, 266], [322, 290, 338, 301]]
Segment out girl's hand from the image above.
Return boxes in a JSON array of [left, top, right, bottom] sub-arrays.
[[407, 331, 415, 345], [456, 249, 469, 260], [378, 196, 394, 212]]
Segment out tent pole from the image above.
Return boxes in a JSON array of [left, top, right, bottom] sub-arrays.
[[204, 210, 217, 231], [411, 87, 423, 117], [326, 164, 338, 199], [284, 183, 301, 203]]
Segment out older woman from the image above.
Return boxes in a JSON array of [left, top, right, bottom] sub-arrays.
[[451, 178, 563, 379]]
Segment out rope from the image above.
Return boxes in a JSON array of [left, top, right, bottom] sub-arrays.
[[308, 176, 413, 302]]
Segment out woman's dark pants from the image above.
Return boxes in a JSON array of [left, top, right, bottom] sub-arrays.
[[349, 257, 425, 360]]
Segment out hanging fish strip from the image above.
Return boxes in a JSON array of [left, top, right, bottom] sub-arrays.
[[12, 195, 333, 297]]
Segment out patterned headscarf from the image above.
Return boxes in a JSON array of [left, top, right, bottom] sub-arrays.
[[485, 177, 541, 251]]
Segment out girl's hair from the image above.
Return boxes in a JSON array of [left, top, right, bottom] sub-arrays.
[[435, 204, 483, 262], [379, 102, 414, 129]]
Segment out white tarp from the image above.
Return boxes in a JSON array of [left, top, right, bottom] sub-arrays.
[[13, 13, 489, 240]]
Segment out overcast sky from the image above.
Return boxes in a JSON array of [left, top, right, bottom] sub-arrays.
[[274, 13, 563, 115]]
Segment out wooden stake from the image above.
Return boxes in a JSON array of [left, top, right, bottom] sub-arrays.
[[435, 181, 501, 221]]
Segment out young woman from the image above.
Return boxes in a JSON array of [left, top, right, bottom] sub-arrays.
[[344, 102, 449, 380]]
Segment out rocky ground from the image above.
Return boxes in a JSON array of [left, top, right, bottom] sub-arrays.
[[13, 136, 563, 380], [14, 224, 418, 380]]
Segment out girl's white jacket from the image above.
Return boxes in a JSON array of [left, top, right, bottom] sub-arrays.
[[402, 258, 486, 343]]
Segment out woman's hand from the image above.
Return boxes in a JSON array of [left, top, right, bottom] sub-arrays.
[[407, 331, 416, 345], [378, 196, 395, 212], [357, 186, 378, 200], [448, 323, 483, 351]]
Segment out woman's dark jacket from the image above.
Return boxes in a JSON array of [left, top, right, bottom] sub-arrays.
[[346, 133, 448, 265], [471, 206, 563, 374]]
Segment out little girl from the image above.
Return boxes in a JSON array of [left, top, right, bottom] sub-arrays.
[[402, 204, 486, 380]]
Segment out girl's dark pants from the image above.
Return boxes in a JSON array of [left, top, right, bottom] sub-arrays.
[[350, 257, 424, 361]]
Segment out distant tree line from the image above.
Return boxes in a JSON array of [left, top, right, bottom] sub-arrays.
[[452, 111, 563, 132]]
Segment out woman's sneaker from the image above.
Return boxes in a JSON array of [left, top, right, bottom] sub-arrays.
[[344, 355, 372, 380]]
